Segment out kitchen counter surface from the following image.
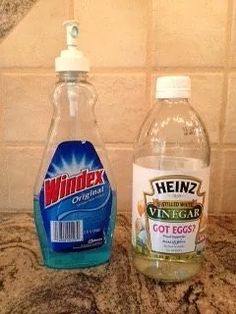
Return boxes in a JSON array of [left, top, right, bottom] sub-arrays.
[[0, 0, 38, 39], [0, 213, 235, 314]]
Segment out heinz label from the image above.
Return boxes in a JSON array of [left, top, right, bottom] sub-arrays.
[[39, 141, 112, 252], [132, 164, 210, 258]]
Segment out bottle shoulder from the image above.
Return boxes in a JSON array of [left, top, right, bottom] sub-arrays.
[[135, 101, 210, 163], [137, 102, 209, 141], [53, 78, 97, 103]]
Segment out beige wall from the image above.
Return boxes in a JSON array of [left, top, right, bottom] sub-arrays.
[[0, 0, 235, 213]]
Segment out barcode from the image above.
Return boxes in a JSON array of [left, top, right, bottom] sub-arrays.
[[50, 220, 83, 242]]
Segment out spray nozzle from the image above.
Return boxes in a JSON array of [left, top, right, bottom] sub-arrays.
[[63, 20, 79, 47], [55, 20, 89, 72]]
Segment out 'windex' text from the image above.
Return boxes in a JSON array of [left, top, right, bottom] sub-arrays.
[[44, 169, 104, 207]]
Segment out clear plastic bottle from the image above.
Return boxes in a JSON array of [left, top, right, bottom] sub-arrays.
[[34, 21, 116, 269], [132, 76, 210, 282]]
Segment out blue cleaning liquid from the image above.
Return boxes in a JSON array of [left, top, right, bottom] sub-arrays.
[[33, 22, 117, 268], [34, 192, 116, 269], [34, 140, 116, 269]]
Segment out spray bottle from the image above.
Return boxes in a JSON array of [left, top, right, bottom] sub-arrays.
[[34, 21, 116, 269]]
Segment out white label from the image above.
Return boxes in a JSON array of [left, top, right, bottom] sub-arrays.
[[149, 220, 199, 253], [132, 164, 209, 256]]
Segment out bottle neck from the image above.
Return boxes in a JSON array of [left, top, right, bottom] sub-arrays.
[[156, 98, 189, 105], [57, 71, 88, 83]]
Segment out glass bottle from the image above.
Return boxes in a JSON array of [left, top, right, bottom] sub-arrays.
[[132, 76, 210, 282]]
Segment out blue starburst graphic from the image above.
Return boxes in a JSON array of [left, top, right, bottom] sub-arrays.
[[48, 153, 95, 178]]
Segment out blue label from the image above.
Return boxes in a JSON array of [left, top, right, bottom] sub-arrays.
[[39, 141, 112, 252]]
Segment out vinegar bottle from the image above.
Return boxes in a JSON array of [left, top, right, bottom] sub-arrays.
[[34, 21, 116, 269], [132, 76, 210, 282]]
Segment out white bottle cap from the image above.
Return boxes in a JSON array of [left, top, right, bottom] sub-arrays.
[[55, 20, 89, 72], [155, 76, 191, 99]]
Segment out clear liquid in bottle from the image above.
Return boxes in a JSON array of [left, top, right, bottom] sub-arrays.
[[132, 76, 210, 282]]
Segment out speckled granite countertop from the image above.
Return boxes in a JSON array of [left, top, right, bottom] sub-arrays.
[[0, 0, 38, 39], [0, 213, 235, 314]]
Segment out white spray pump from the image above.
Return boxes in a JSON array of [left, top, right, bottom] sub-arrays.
[[55, 20, 89, 117], [55, 20, 89, 73]]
